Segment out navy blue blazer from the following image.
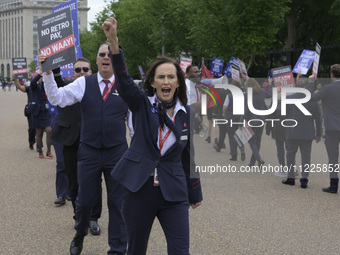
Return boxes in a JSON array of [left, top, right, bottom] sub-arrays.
[[51, 75, 81, 146], [30, 74, 48, 116], [110, 50, 202, 204], [312, 80, 340, 132]]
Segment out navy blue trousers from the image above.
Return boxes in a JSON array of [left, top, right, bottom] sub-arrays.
[[63, 142, 102, 221], [275, 140, 286, 166], [52, 141, 69, 198], [75, 143, 127, 255], [27, 115, 35, 147], [227, 124, 244, 158], [286, 139, 312, 179], [122, 177, 190, 255], [248, 126, 264, 165], [325, 131, 340, 179]]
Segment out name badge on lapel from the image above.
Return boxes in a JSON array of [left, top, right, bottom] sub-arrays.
[[180, 135, 188, 141]]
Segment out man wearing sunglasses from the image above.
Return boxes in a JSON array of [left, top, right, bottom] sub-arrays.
[[40, 43, 129, 255], [51, 58, 103, 237]]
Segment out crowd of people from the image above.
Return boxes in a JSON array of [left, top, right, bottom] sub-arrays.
[[187, 63, 340, 195], [8, 16, 340, 255]]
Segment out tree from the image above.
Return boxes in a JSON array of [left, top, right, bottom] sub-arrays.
[[28, 60, 36, 72], [81, 0, 339, 78]]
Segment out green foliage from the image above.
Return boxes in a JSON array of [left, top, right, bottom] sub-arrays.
[[28, 60, 36, 72], [79, 0, 340, 77]]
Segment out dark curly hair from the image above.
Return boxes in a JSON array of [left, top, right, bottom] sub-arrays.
[[143, 56, 187, 106]]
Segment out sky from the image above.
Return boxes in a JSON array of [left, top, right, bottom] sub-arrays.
[[87, 0, 108, 30]]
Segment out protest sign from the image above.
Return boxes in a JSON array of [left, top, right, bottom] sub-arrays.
[[180, 56, 192, 72], [53, 0, 82, 58], [37, 8, 76, 72], [210, 57, 224, 77], [238, 59, 248, 79], [53, 0, 82, 77], [12, 58, 28, 79], [48, 101, 57, 114], [292, 50, 315, 75], [224, 57, 239, 77], [312, 43, 321, 78], [231, 63, 240, 82], [234, 122, 254, 146], [272, 66, 295, 94]]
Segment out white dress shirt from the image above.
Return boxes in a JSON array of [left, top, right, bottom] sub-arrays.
[[43, 72, 114, 107]]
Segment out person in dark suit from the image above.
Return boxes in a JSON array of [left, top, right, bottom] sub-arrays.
[[266, 101, 287, 177], [30, 72, 53, 158], [40, 43, 129, 254], [312, 64, 340, 193], [51, 59, 103, 233], [13, 74, 36, 150], [103, 17, 203, 255], [282, 77, 322, 188], [222, 80, 246, 161], [244, 78, 266, 167]]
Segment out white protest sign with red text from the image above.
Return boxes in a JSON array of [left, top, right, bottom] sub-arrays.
[[272, 66, 295, 94]]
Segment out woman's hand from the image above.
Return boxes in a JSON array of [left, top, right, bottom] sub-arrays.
[[190, 202, 202, 209], [102, 17, 119, 54]]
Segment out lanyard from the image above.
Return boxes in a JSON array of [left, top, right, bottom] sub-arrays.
[[102, 77, 116, 101]]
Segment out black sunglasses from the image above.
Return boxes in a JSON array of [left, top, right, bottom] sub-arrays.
[[74, 67, 90, 73], [98, 52, 110, 58]]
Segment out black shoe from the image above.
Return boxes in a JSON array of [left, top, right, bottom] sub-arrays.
[[70, 235, 84, 255], [282, 178, 295, 185], [300, 178, 308, 189], [213, 142, 221, 152], [54, 197, 66, 206], [66, 195, 72, 201], [322, 187, 338, 193], [205, 136, 211, 143], [241, 152, 246, 162], [89, 220, 101, 235], [29, 145, 34, 150], [258, 159, 265, 170], [230, 157, 237, 161]]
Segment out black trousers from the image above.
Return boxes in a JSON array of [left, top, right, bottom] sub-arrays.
[[75, 143, 127, 254], [63, 142, 102, 220], [123, 177, 190, 255], [324, 131, 340, 180], [27, 115, 35, 147]]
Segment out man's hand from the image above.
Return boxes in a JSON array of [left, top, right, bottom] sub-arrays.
[[38, 55, 52, 75]]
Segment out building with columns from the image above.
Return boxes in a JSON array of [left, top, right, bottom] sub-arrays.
[[0, 0, 89, 79]]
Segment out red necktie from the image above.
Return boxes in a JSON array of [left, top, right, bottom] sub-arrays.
[[102, 80, 110, 101]]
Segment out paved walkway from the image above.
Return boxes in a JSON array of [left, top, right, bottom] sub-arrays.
[[1, 89, 339, 255]]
